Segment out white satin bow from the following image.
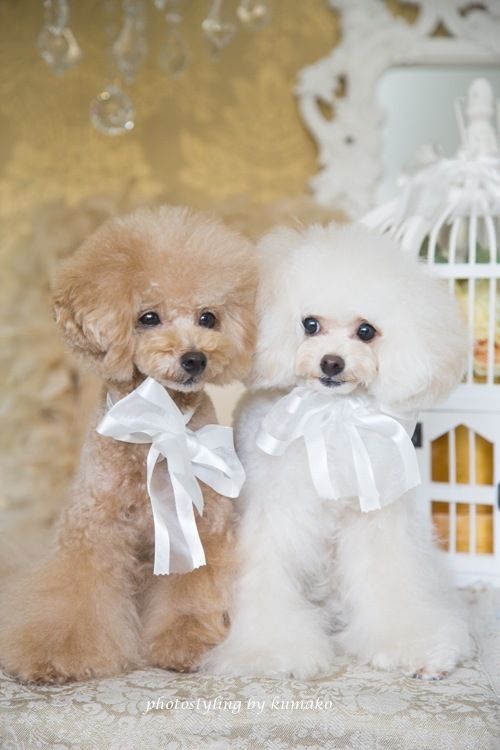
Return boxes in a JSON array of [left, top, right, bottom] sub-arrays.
[[96, 377, 245, 575], [257, 387, 420, 512]]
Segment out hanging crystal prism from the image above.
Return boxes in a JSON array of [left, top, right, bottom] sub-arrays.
[[37, 0, 82, 75], [159, 29, 190, 77], [113, 0, 148, 83], [90, 85, 135, 135], [91, 1, 135, 135], [202, 0, 236, 50], [42, 0, 68, 29], [158, 11, 190, 77], [236, 0, 270, 30], [152, 0, 182, 12]]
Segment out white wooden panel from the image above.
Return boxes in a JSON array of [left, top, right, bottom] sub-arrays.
[[417, 408, 500, 586], [428, 484, 493, 503], [421, 411, 499, 445], [431, 264, 500, 279]]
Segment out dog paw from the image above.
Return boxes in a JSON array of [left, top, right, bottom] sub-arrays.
[[408, 667, 449, 681], [287, 655, 334, 681], [0, 554, 143, 683], [202, 636, 334, 679], [146, 614, 227, 673], [0, 598, 141, 683], [0, 629, 136, 684], [4, 657, 116, 685], [369, 650, 456, 680], [149, 634, 208, 673]]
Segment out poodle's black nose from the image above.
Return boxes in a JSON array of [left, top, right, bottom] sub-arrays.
[[181, 351, 207, 375], [320, 355, 345, 377]]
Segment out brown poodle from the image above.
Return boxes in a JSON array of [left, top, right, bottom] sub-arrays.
[[0, 205, 257, 683]]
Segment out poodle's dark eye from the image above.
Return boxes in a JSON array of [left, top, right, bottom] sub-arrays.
[[199, 311, 217, 329], [302, 317, 321, 336], [138, 311, 161, 327], [357, 322, 377, 342]]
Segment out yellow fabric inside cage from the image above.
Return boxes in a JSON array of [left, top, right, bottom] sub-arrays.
[[455, 279, 500, 382], [432, 502, 493, 555], [431, 426, 493, 485], [431, 426, 494, 554]]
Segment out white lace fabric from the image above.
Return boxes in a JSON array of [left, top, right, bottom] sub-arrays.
[[1, 588, 499, 750]]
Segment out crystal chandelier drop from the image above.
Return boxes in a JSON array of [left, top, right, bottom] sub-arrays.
[[37, 0, 272, 136], [37, 0, 83, 75]]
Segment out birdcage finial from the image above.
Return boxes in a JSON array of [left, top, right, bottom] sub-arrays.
[[456, 78, 499, 158]]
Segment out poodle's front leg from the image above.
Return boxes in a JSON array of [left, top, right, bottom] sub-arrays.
[[202, 495, 334, 679], [337, 497, 471, 678], [142, 493, 235, 673], [0, 503, 142, 683]]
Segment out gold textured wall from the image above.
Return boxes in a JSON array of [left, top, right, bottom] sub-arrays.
[[0, 0, 339, 251], [0, 0, 340, 535]]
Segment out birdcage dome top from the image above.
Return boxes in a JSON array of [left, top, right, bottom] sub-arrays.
[[363, 78, 500, 253], [365, 155, 500, 245]]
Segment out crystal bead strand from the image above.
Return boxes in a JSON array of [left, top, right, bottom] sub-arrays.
[[157, 2, 190, 78], [90, 0, 135, 136], [202, 0, 237, 52], [37, 0, 83, 75], [236, 0, 271, 30], [113, 0, 149, 83]]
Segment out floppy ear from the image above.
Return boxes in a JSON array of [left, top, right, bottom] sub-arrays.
[[372, 272, 467, 410], [204, 235, 258, 385], [246, 227, 303, 389], [219, 295, 257, 383], [52, 238, 136, 383]]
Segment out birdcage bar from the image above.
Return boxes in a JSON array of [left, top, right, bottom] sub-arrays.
[[427, 207, 451, 265], [485, 214, 497, 263], [445, 431, 464, 554], [430, 264, 500, 278], [487, 276, 496, 384], [467, 277, 475, 384], [469, 211, 478, 265], [483, 215, 498, 385], [449, 501, 457, 554], [470, 501, 477, 555], [449, 217, 460, 266], [469, 427, 476, 485], [449, 425, 457, 485], [447, 219, 460, 295], [428, 482, 491, 503]]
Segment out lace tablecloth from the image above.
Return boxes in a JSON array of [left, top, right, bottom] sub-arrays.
[[1, 588, 499, 750]]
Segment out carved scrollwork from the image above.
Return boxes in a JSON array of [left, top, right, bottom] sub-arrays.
[[296, 0, 500, 218]]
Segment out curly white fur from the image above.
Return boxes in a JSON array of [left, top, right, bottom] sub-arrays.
[[202, 222, 472, 680]]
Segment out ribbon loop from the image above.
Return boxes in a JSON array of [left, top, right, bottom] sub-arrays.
[[97, 377, 245, 575], [257, 387, 420, 512]]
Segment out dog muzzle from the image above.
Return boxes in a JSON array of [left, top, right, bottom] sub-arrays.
[[256, 386, 420, 512], [97, 377, 245, 575]]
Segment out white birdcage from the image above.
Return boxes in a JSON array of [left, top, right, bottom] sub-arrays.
[[364, 78, 500, 587]]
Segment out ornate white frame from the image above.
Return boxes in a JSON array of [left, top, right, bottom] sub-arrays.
[[296, 0, 500, 219]]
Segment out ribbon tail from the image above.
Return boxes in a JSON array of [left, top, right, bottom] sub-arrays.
[[303, 424, 338, 499], [169, 471, 206, 573], [346, 424, 381, 512], [146, 448, 172, 575], [147, 447, 206, 575]]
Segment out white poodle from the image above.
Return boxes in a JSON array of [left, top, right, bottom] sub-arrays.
[[203, 222, 472, 680]]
